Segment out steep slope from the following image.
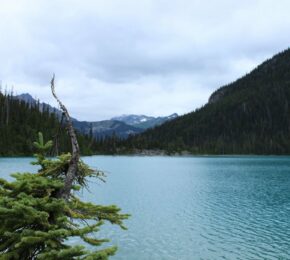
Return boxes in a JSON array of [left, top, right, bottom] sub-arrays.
[[15, 93, 66, 120], [0, 93, 93, 156], [119, 48, 290, 154]]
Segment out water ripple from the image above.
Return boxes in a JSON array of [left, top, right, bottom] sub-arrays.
[[2, 156, 290, 259]]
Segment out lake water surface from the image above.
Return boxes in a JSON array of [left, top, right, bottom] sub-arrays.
[[1, 156, 290, 259]]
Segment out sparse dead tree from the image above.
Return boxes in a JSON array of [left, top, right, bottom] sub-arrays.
[[50, 74, 80, 200]]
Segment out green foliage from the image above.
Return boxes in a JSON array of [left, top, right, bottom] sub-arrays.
[[101, 48, 290, 155], [0, 133, 129, 259], [0, 93, 94, 156]]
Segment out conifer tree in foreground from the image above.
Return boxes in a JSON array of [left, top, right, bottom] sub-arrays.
[[0, 76, 129, 259]]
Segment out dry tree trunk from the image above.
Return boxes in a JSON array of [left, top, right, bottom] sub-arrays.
[[50, 75, 80, 200]]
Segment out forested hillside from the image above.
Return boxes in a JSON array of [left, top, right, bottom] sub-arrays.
[[110, 48, 290, 155], [0, 92, 93, 156], [3, 48, 290, 156]]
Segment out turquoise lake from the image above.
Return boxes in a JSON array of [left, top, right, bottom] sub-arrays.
[[1, 156, 290, 259]]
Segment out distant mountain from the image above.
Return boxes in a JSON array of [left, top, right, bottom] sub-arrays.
[[73, 113, 178, 139], [113, 48, 290, 154], [73, 120, 143, 139], [111, 113, 178, 129], [16, 93, 35, 103], [15, 93, 65, 120], [112, 114, 155, 125], [15, 94, 174, 139]]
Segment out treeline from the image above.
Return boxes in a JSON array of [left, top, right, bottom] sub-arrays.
[[4, 48, 290, 156], [94, 48, 290, 155], [91, 133, 124, 154], [0, 91, 94, 156]]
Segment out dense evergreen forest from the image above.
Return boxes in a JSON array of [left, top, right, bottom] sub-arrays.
[[97, 48, 290, 155], [0, 91, 94, 156], [3, 48, 290, 156]]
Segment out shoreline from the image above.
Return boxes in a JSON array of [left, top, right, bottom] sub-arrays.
[[1, 150, 290, 158]]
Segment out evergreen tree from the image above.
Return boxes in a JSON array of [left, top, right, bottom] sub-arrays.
[[0, 91, 95, 156], [0, 133, 129, 259], [0, 77, 129, 259]]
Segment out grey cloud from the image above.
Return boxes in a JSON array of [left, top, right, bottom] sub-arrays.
[[0, 0, 290, 120]]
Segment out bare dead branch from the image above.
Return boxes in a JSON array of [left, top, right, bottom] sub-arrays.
[[50, 74, 80, 200]]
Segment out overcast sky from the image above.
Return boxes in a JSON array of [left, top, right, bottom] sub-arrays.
[[0, 0, 290, 120]]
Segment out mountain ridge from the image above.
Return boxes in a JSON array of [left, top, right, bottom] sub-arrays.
[[111, 113, 178, 129], [15, 93, 178, 139], [111, 47, 290, 154]]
